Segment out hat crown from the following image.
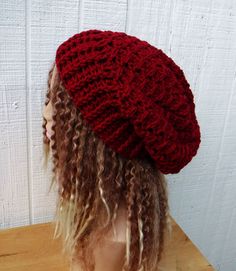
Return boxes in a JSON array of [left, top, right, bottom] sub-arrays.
[[55, 29, 201, 174]]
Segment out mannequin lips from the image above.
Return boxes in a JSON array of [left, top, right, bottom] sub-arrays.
[[46, 129, 52, 139]]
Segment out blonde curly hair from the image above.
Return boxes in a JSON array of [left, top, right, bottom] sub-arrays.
[[42, 62, 172, 271]]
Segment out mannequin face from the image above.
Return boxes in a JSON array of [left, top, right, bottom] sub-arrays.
[[42, 100, 53, 141], [43, 65, 58, 142]]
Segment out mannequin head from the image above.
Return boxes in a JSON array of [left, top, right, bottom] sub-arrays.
[[42, 62, 171, 271]]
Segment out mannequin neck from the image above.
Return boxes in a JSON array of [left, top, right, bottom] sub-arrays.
[[72, 200, 127, 271]]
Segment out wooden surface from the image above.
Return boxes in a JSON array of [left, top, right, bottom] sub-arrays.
[[0, 216, 214, 271]]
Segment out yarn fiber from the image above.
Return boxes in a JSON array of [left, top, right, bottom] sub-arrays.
[[55, 29, 201, 174]]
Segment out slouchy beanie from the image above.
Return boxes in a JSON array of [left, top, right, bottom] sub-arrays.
[[55, 29, 201, 174]]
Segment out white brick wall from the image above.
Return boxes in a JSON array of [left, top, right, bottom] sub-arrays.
[[0, 1, 236, 270]]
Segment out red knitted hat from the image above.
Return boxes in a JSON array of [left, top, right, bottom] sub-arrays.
[[55, 29, 201, 174]]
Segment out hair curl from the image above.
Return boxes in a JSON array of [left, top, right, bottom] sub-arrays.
[[42, 62, 172, 271]]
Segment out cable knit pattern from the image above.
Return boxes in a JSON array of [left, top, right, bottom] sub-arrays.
[[55, 29, 201, 174]]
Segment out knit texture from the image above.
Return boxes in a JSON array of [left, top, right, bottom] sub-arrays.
[[55, 29, 201, 174]]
